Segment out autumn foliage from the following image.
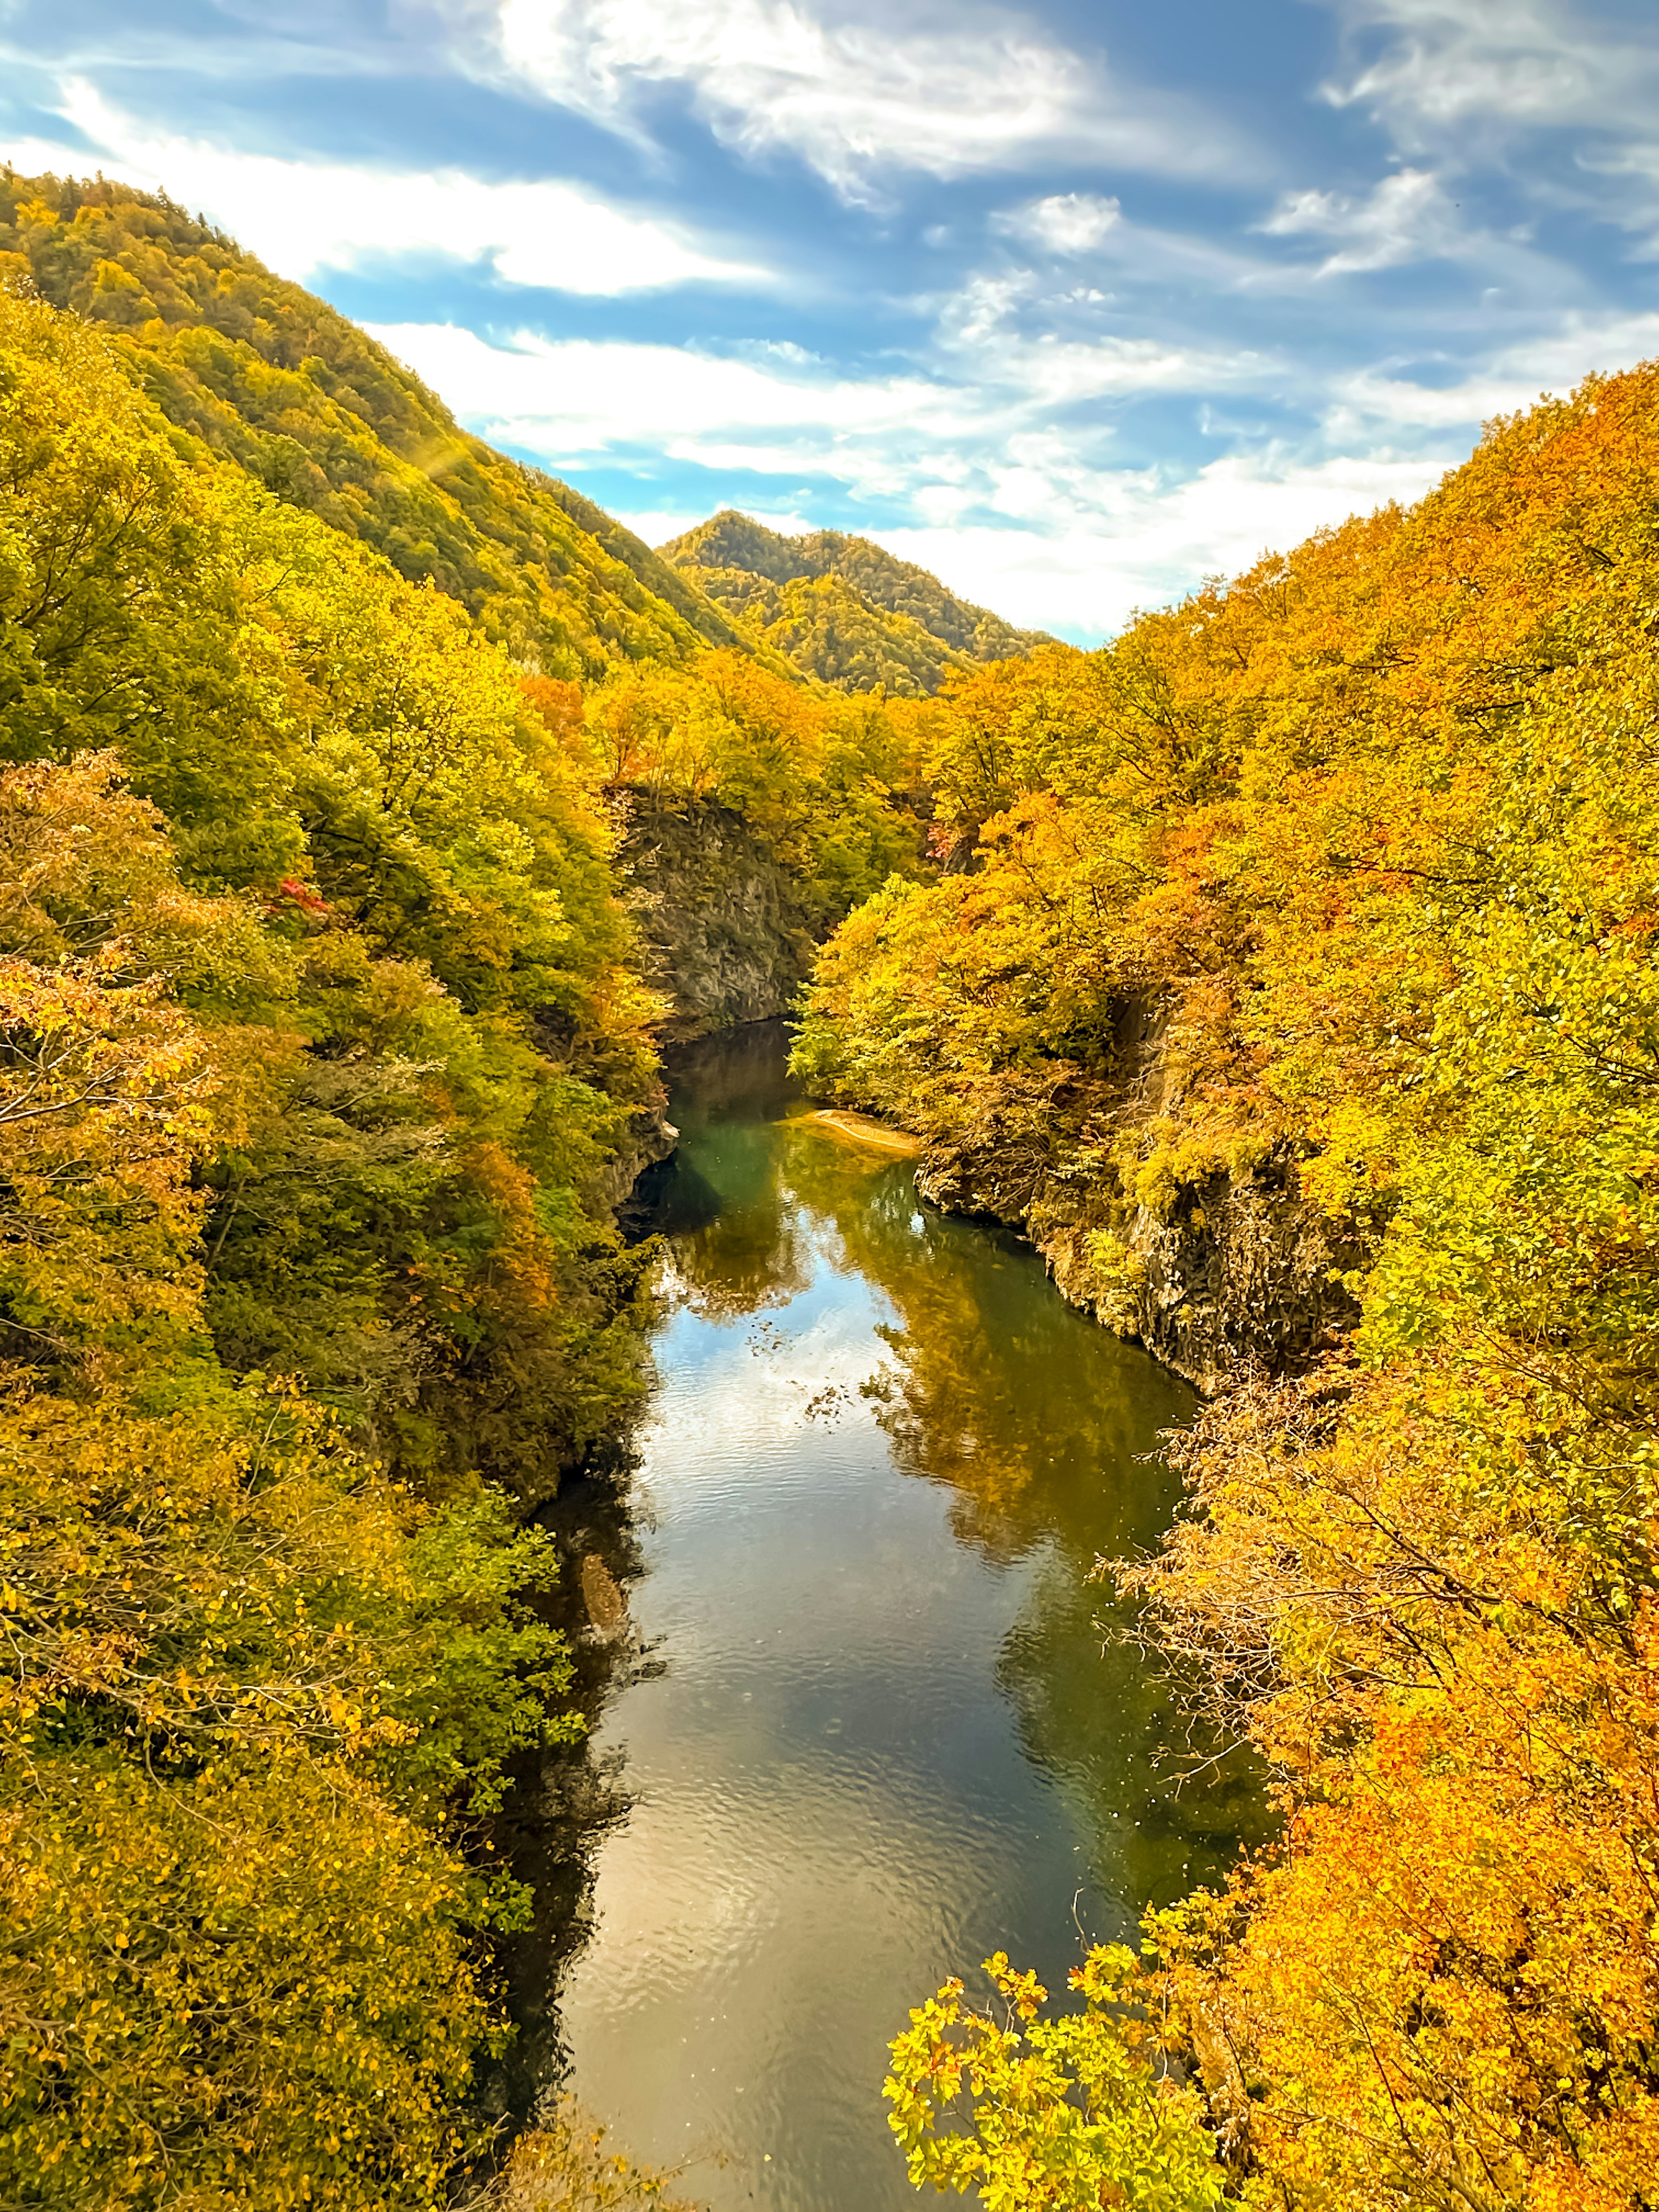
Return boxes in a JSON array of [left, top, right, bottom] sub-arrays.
[[847, 366, 1659, 2208], [0, 279, 663, 2202]]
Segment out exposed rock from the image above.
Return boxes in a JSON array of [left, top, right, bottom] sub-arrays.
[[592, 1100, 679, 1216], [615, 797, 816, 1041], [578, 1553, 627, 1640], [916, 1141, 1360, 1395], [1046, 1167, 1363, 1395], [910, 994, 1365, 1393]]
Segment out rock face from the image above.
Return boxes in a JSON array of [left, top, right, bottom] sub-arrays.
[[908, 996, 1364, 1395], [617, 798, 816, 1041], [915, 1142, 1360, 1395], [594, 801, 814, 1263], [607, 812, 1356, 1392], [1047, 1168, 1362, 1396], [593, 1101, 680, 1217]]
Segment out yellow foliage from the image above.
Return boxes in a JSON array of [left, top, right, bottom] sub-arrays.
[[864, 361, 1659, 2211]]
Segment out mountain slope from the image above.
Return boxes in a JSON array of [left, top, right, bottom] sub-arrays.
[[803, 359, 1659, 2210], [0, 168, 745, 678], [661, 509, 1049, 694]]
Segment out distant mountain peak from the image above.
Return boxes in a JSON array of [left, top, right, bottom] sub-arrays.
[[659, 510, 1049, 696]]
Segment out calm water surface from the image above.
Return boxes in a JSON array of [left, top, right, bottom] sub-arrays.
[[545, 1027, 1257, 2212]]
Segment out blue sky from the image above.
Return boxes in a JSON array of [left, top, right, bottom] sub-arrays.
[[5, 1, 1659, 641]]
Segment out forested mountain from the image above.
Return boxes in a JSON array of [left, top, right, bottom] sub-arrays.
[[0, 270, 682, 2206], [0, 168, 745, 677], [661, 509, 1048, 694], [9, 144, 1659, 2212], [795, 365, 1659, 2211]]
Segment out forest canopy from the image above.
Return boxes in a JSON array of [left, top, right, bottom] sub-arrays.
[[661, 509, 1049, 696], [0, 167, 743, 680], [6, 143, 1659, 2212], [795, 363, 1659, 2212], [0, 267, 666, 2207]]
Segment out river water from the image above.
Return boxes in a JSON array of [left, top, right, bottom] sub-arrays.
[[527, 1025, 1259, 2212]]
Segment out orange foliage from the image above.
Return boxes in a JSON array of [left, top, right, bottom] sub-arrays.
[[848, 362, 1659, 2212]]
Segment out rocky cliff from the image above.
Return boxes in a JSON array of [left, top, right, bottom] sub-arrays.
[[903, 998, 1363, 1395], [593, 1102, 680, 1217], [616, 798, 817, 1042]]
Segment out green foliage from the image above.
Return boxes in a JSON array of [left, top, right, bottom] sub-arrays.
[[0, 1374, 578, 2208], [663, 509, 1048, 695], [586, 649, 929, 928], [0, 168, 741, 680], [2, 1755, 493, 2211], [0, 279, 671, 2203], [686, 567, 979, 697], [0, 278, 664, 1477]]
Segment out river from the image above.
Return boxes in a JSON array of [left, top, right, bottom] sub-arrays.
[[509, 1023, 1261, 2211]]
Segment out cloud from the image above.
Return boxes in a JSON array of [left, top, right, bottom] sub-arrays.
[[361, 318, 1450, 633], [6, 78, 765, 295], [873, 452, 1451, 634], [365, 310, 1274, 515], [1307, 3, 1659, 270], [366, 321, 961, 457], [478, 0, 1253, 199], [1324, 309, 1659, 431], [993, 192, 1122, 255], [1259, 166, 1461, 274], [373, 295, 1659, 639], [933, 273, 1268, 406], [1320, 0, 1659, 135]]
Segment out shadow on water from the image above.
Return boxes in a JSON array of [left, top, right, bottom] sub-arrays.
[[491, 1019, 1270, 2204], [478, 1443, 645, 2126]]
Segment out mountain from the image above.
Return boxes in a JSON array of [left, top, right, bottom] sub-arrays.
[[0, 168, 744, 678], [660, 509, 1049, 694]]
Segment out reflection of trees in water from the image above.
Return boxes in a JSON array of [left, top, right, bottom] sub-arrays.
[[648, 1024, 820, 1323], [664, 1159, 815, 1322], [864, 1320, 1039, 1567], [752, 1124, 1271, 1887], [483, 1447, 649, 2125], [495, 1058, 1269, 2137], [995, 1556, 1274, 1919], [778, 1131, 1189, 1564], [664, 1020, 797, 1125]]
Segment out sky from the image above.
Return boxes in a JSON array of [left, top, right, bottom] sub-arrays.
[[5, 2, 1659, 642]]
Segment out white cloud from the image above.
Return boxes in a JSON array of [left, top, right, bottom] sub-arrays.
[[1324, 309, 1659, 432], [1308, 4, 1659, 270], [994, 192, 1122, 256], [377, 296, 1659, 638], [364, 321, 978, 479], [1321, 0, 1659, 134], [8, 79, 764, 295], [1260, 166, 1462, 274], [872, 453, 1450, 634], [360, 317, 1452, 634], [364, 312, 1278, 520], [480, 0, 1252, 200], [934, 272, 1268, 406]]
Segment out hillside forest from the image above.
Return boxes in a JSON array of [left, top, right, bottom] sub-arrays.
[[2, 162, 1657, 2212], [661, 509, 1050, 696]]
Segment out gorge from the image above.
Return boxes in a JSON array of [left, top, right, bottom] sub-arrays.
[[2, 165, 1657, 2212], [491, 1024, 1266, 2212]]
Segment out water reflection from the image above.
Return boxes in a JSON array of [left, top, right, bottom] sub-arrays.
[[529, 1023, 1262, 2212]]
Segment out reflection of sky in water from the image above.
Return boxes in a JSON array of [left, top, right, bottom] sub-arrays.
[[556, 1037, 1260, 2212]]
